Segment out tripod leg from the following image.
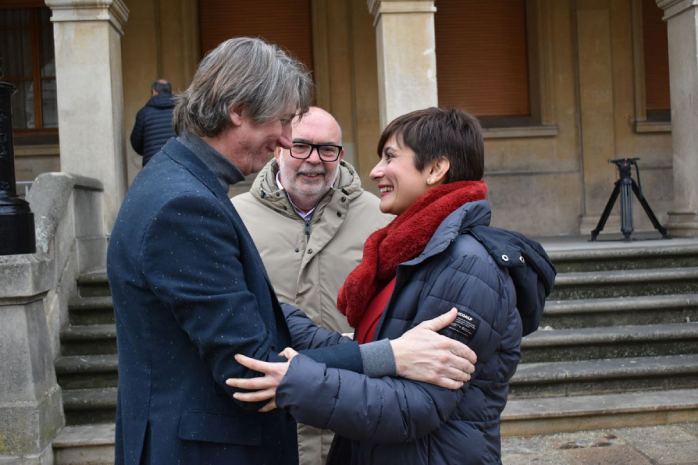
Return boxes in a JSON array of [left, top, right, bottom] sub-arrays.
[[631, 180, 669, 238], [591, 181, 621, 241], [620, 179, 634, 242]]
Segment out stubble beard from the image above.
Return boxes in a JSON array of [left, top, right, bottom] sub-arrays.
[[278, 157, 341, 207]]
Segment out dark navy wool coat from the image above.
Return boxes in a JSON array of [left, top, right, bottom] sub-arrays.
[[130, 93, 177, 166], [107, 139, 362, 465], [275, 200, 556, 465]]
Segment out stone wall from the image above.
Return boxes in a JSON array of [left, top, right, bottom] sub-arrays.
[[18, 0, 675, 237], [0, 173, 106, 462]]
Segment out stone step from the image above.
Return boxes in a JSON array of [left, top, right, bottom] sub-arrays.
[[547, 243, 698, 273], [53, 423, 115, 464], [68, 296, 115, 325], [549, 267, 698, 300], [502, 388, 698, 437], [61, 324, 117, 356], [56, 355, 118, 389], [510, 355, 698, 399], [78, 271, 111, 298], [521, 323, 698, 363], [541, 294, 698, 329], [62, 388, 117, 426]]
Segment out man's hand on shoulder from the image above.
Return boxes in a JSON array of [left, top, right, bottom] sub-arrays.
[[390, 308, 477, 390]]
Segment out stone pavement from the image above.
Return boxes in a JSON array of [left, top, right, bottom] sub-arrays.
[[502, 423, 698, 464]]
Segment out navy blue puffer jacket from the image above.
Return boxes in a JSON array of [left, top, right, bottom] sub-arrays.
[[130, 93, 176, 166], [276, 200, 555, 465]]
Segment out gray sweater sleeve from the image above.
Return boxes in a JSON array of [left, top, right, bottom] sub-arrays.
[[359, 338, 397, 377]]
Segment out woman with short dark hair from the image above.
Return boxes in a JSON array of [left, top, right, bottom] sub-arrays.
[[228, 107, 555, 464]]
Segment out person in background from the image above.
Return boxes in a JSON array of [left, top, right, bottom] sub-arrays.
[[130, 79, 177, 166], [233, 106, 393, 465]]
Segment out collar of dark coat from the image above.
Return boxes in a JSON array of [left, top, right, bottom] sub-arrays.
[[159, 137, 280, 297], [402, 200, 492, 268], [160, 138, 235, 205], [403, 198, 556, 294]]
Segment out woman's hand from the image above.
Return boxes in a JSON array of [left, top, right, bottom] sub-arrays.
[[226, 348, 299, 412]]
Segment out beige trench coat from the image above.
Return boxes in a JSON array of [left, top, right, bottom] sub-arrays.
[[232, 159, 392, 464]]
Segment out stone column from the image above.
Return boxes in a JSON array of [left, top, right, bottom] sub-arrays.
[[367, 0, 438, 128], [657, 0, 698, 237], [576, 0, 621, 235], [46, 0, 130, 233], [0, 256, 63, 464]]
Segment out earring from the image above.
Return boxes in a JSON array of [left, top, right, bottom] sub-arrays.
[[427, 178, 433, 184]]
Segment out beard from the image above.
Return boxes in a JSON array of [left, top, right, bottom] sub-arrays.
[[278, 157, 340, 201]]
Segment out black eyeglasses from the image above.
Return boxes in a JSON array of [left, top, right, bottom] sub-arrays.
[[289, 142, 343, 162]]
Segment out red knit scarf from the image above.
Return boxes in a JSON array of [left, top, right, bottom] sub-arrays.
[[337, 180, 488, 328]]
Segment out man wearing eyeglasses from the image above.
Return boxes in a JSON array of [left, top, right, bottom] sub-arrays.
[[233, 106, 392, 465]]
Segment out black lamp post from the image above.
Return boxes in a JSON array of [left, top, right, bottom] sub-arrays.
[[0, 53, 36, 255]]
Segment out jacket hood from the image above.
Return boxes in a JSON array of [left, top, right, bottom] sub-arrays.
[[147, 93, 176, 109], [416, 200, 492, 260], [412, 199, 556, 336], [250, 158, 364, 220]]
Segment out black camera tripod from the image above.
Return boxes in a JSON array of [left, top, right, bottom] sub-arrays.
[[590, 158, 668, 242]]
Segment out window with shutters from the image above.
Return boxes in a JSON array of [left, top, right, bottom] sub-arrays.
[[0, 3, 57, 136], [198, 0, 314, 74], [434, 0, 556, 138], [632, 0, 671, 132]]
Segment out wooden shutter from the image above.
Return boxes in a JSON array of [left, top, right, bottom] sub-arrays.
[[642, 0, 670, 112], [435, 0, 530, 118], [198, 0, 314, 73]]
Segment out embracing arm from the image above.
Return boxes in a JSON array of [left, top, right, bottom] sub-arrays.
[[281, 303, 352, 349], [276, 254, 507, 442], [276, 355, 465, 443], [284, 302, 477, 384]]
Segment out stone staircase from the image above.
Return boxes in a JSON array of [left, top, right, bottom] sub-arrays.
[[53, 272, 116, 463], [502, 241, 698, 436], [50, 241, 698, 460]]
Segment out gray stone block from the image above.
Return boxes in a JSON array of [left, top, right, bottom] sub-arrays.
[[0, 297, 65, 456], [542, 294, 698, 329], [548, 243, 698, 273], [550, 267, 698, 300], [522, 323, 698, 362], [52, 424, 115, 465], [0, 444, 53, 465], [0, 254, 53, 299], [68, 296, 114, 325], [511, 355, 698, 398]]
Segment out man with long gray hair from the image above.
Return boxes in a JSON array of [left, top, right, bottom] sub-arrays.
[[108, 37, 476, 464]]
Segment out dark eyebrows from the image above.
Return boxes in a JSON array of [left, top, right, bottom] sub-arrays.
[[292, 138, 340, 146]]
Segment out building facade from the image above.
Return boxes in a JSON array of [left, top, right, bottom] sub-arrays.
[[3, 0, 697, 237]]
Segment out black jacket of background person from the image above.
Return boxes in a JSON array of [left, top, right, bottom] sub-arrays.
[[130, 93, 177, 166]]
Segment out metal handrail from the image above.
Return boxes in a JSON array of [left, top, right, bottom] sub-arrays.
[[17, 181, 33, 198]]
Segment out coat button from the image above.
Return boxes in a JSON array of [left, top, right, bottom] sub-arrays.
[[337, 211, 342, 217], [341, 197, 347, 202], [519, 256, 525, 263], [502, 254, 509, 261], [295, 248, 299, 253], [307, 249, 313, 254]]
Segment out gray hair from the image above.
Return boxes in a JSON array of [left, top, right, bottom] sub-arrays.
[[173, 37, 313, 137]]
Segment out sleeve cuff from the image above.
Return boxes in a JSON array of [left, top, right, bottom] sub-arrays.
[[359, 338, 397, 377]]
